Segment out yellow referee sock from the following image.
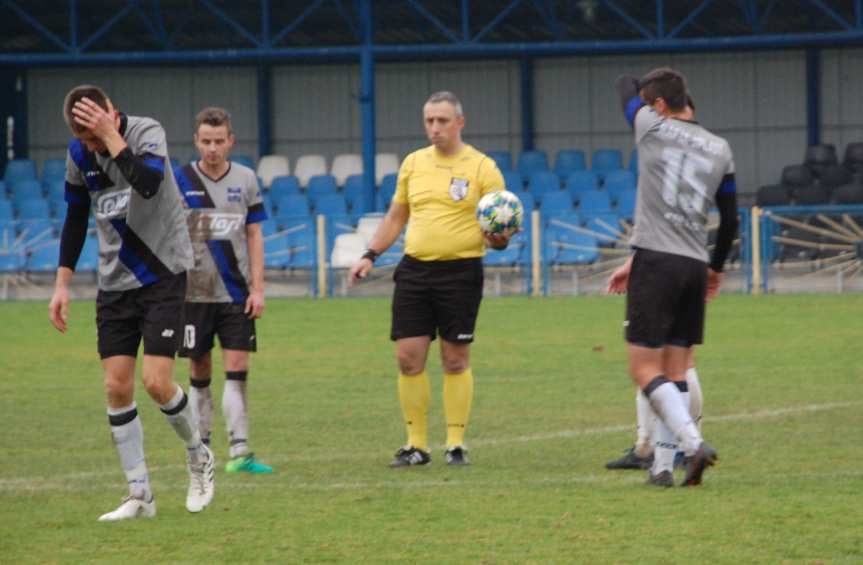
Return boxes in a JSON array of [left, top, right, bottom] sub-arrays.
[[398, 371, 430, 451], [444, 368, 474, 448]]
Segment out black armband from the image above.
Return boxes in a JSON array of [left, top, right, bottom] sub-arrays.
[[361, 249, 380, 263], [113, 147, 163, 199], [59, 202, 90, 270], [710, 182, 739, 272]]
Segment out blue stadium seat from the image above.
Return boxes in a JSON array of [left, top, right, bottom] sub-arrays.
[[51, 199, 67, 219], [306, 174, 338, 200], [260, 219, 279, 237], [556, 232, 599, 265], [0, 199, 13, 222], [41, 158, 67, 182], [77, 237, 99, 272], [269, 175, 301, 202], [554, 150, 586, 180], [376, 239, 404, 267], [591, 149, 624, 172], [584, 213, 622, 245], [517, 150, 550, 180], [10, 180, 43, 206], [377, 173, 397, 211], [539, 191, 573, 216], [483, 243, 521, 267], [232, 155, 256, 170], [314, 193, 348, 217], [26, 241, 60, 272], [565, 171, 600, 198], [628, 148, 638, 176], [3, 159, 37, 183], [604, 170, 637, 202], [528, 171, 560, 197], [276, 194, 310, 218], [615, 188, 637, 219], [17, 197, 51, 220], [343, 174, 373, 217], [16, 218, 55, 239], [576, 190, 612, 214], [518, 193, 535, 218], [487, 150, 513, 172], [44, 179, 65, 201], [0, 250, 25, 273], [502, 170, 524, 193], [263, 234, 291, 269]]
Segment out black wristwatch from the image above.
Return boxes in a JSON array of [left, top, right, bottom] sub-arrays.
[[361, 249, 380, 263]]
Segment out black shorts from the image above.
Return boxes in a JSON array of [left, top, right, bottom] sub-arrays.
[[178, 302, 257, 359], [96, 271, 187, 359], [391, 255, 484, 343], [625, 248, 707, 348]]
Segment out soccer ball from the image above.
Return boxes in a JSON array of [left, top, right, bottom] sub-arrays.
[[476, 190, 524, 234]]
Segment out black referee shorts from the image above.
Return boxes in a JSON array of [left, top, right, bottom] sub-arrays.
[[391, 254, 484, 344], [625, 247, 707, 349], [96, 271, 187, 359], [178, 302, 257, 359]]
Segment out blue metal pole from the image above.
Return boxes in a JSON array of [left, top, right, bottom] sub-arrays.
[[257, 64, 271, 158], [70, 0, 78, 51], [520, 57, 534, 152], [359, 0, 376, 216], [805, 47, 820, 147]]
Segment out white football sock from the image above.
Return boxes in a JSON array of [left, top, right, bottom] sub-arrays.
[[686, 367, 703, 431], [189, 377, 213, 446], [643, 377, 702, 455], [160, 385, 205, 460], [634, 389, 657, 458], [651, 418, 677, 475], [223, 374, 249, 459], [108, 402, 151, 500]]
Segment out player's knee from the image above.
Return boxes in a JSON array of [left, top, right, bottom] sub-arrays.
[[104, 372, 133, 403], [396, 352, 424, 375], [441, 357, 468, 374]]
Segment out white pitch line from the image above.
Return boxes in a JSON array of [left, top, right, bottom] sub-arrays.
[[1, 400, 859, 493]]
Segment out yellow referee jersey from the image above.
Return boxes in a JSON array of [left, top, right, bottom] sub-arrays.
[[393, 144, 505, 261]]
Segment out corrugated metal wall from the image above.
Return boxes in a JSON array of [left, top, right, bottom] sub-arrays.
[[26, 48, 863, 193]]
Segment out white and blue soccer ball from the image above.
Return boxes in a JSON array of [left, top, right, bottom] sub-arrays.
[[476, 190, 524, 234]]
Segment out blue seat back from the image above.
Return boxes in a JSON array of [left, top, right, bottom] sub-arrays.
[[554, 150, 586, 179], [528, 171, 560, 197], [591, 149, 624, 172], [517, 150, 550, 179], [577, 190, 612, 214], [487, 151, 513, 172]]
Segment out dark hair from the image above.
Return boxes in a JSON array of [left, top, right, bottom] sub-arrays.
[[639, 68, 688, 112], [195, 106, 232, 133], [63, 85, 110, 133]]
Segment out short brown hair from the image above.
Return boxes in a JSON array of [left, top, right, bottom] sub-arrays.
[[195, 106, 232, 133], [63, 85, 110, 133], [639, 68, 688, 112]]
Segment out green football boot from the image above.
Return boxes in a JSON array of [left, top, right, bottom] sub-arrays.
[[225, 453, 274, 474]]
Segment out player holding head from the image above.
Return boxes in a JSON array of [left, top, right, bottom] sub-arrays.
[[49, 85, 214, 520], [348, 91, 510, 467], [607, 68, 738, 486], [606, 96, 705, 472], [174, 107, 272, 474]]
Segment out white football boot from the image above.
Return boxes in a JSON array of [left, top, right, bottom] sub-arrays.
[[186, 443, 215, 513], [98, 495, 156, 522]]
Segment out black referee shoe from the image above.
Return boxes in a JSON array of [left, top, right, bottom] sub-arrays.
[[444, 446, 470, 466], [389, 446, 431, 468]]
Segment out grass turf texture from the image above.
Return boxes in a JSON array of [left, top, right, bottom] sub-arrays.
[[0, 294, 860, 563]]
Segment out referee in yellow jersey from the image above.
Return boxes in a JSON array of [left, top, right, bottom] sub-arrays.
[[349, 91, 511, 467]]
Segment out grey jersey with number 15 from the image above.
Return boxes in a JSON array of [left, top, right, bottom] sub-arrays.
[[629, 107, 735, 263]]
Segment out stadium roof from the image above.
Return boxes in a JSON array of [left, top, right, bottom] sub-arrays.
[[2, 0, 863, 66]]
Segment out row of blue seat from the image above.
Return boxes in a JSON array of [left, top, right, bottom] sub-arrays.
[[488, 148, 638, 181], [2, 156, 257, 185]]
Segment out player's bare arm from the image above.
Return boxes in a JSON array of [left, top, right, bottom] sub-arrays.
[[245, 222, 266, 319], [348, 201, 409, 286], [48, 266, 74, 332], [606, 254, 633, 294]]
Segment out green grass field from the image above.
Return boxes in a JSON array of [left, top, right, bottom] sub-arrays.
[[1, 294, 861, 563]]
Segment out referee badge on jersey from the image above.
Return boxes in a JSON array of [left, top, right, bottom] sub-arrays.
[[449, 177, 469, 201]]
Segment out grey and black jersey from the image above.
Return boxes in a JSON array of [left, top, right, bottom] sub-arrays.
[[629, 107, 736, 264], [174, 161, 267, 304], [64, 114, 193, 291]]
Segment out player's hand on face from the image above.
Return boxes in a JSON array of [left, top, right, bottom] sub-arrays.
[[484, 228, 513, 250], [72, 97, 117, 140], [347, 258, 373, 288], [245, 289, 265, 320], [705, 268, 723, 302], [49, 287, 70, 333]]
